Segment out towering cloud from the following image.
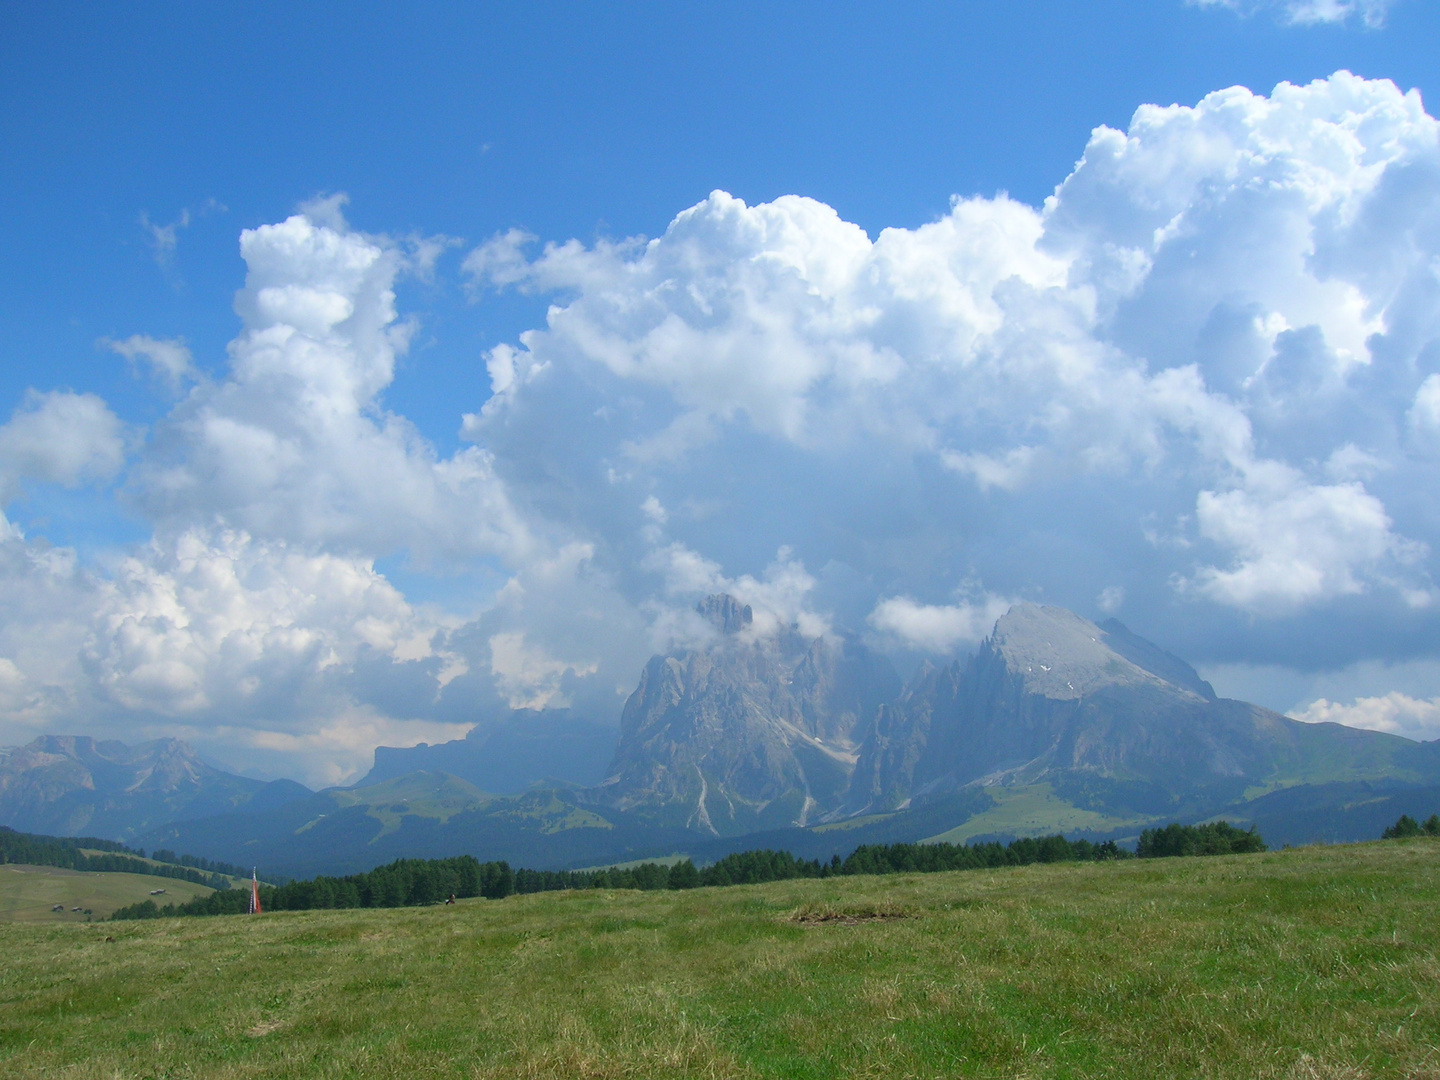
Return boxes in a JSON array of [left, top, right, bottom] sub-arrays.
[[131, 211, 534, 565], [472, 73, 1438, 623], [1, 71, 1438, 780]]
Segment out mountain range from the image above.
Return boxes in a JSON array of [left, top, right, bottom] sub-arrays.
[[4, 599, 1439, 877], [0, 735, 309, 841]]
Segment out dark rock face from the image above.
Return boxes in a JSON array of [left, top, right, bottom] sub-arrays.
[[0, 735, 310, 840], [359, 710, 618, 792], [596, 595, 901, 835], [849, 603, 1434, 816], [696, 594, 753, 635]]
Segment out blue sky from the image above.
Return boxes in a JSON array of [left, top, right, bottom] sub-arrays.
[[2, 1, 1439, 782], [7, 1, 1436, 442]]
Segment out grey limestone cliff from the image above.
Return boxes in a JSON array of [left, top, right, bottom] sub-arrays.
[[848, 603, 1436, 817], [597, 594, 900, 834]]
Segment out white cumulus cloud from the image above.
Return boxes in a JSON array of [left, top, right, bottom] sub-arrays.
[[0, 390, 126, 504], [868, 594, 1014, 654], [105, 335, 197, 393], [1291, 692, 1440, 740], [643, 542, 832, 643], [487, 630, 599, 711], [1185, 469, 1423, 611], [128, 210, 534, 567], [82, 527, 441, 716], [472, 72, 1440, 629]]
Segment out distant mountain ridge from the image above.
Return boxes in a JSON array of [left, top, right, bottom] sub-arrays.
[[0, 735, 311, 840], [6, 598, 1440, 874]]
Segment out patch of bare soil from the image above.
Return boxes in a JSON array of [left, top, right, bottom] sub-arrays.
[[788, 902, 915, 926]]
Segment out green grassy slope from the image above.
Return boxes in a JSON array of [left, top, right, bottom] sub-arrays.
[[75, 849, 245, 889], [2, 840, 1438, 1078], [923, 782, 1140, 844], [0, 864, 215, 923], [1269, 717, 1440, 788], [318, 771, 497, 838]]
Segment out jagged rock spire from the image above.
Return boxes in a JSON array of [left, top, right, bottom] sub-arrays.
[[696, 593, 753, 634]]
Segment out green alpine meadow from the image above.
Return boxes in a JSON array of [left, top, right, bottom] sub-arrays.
[[3, 838, 1438, 1079]]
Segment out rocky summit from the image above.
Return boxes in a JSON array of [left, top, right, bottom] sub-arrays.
[[595, 594, 901, 835], [848, 603, 1437, 820]]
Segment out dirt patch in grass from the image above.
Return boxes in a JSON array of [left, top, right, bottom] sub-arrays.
[[788, 900, 915, 926]]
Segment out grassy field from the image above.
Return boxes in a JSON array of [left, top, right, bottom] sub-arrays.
[[76, 850, 247, 890], [923, 783, 1139, 845], [0, 864, 215, 923], [1, 841, 1438, 1079]]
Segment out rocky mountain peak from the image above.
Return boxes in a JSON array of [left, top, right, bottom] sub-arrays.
[[696, 593, 753, 635], [850, 601, 1322, 817], [1096, 617, 1216, 701], [987, 603, 1210, 703], [599, 611, 900, 835], [988, 604, 1134, 700]]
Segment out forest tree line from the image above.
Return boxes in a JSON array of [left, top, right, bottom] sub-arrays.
[[0, 826, 228, 888], [111, 821, 1265, 921], [1382, 814, 1440, 839], [1134, 820, 1267, 857], [148, 849, 249, 879]]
